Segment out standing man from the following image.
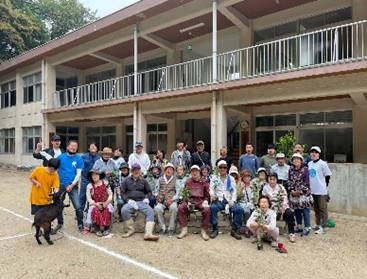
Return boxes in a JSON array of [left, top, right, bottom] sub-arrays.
[[270, 153, 290, 190], [260, 143, 277, 174], [308, 146, 332, 235], [80, 142, 100, 212], [171, 138, 191, 172], [215, 146, 233, 173], [33, 134, 65, 166], [128, 141, 150, 177], [154, 163, 178, 238], [290, 143, 311, 166], [177, 165, 211, 241], [209, 160, 243, 240], [238, 142, 260, 179], [51, 140, 84, 234], [190, 140, 212, 169], [120, 163, 159, 241]]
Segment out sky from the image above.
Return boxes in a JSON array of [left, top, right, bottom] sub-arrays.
[[79, 0, 140, 18]]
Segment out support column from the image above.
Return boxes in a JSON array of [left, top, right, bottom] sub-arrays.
[[134, 23, 138, 96], [353, 105, 367, 163], [43, 58, 57, 146], [115, 122, 123, 146], [216, 91, 227, 158], [212, 0, 218, 83], [167, 118, 175, 157], [137, 102, 147, 146], [211, 91, 218, 167], [15, 71, 23, 165], [353, 0, 367, 57], [79, 124, 86, 152]]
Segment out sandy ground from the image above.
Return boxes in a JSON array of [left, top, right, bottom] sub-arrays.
[[0, 168, 367, 279]]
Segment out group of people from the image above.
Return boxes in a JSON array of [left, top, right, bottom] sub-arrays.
[[29, 136, 332, 249]]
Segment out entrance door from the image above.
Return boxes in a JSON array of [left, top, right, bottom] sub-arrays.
[[240, 131, 249, 155]]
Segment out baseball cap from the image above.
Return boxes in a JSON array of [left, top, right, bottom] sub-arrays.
[[190, 165, 200, 171], [131, 163, 141, 170], [276, 153, 286, 159], [196, 140, 204, 145], [135, 141, 143, 147], [51, 135, 61, 141], [164, 162, 175, 170], [309, 146, 321, 153], [217, 160, 227, 167]]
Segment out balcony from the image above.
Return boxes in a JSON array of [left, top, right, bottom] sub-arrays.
[[49, 20, 367, 109]]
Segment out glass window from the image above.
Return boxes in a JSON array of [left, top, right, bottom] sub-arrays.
[[85, 126, 116, 152], [0, 80, 16, 108], [0, 128, 15, 153], [256, 131, 273, 157], [22, 126, 41, 153], [102, 126, 116, 134], [125, 125, 133, 133], [325, 128, 353, 162], [56, 126, 79, 150], [275, 114, 296, 126], [23, 72, 42, 103], [256, 116, 273, 127], [147, 123, 168, 154], [300, 112, 324, 126], [325, 110, 352, 125]]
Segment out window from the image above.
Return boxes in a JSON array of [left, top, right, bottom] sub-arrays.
[[0, 128, 15, 153], [56, 126, 79, 150], [86, 69, 116, 84], [255, 110, 353, 162], [23, 126, 41, 153], [147, 123, 167, 155], [0, 81, 16, 108], [23, 72, 42, 103], [86, 126, 116, 152]]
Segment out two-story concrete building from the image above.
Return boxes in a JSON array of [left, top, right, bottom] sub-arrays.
[[1, 0, 367, 167]]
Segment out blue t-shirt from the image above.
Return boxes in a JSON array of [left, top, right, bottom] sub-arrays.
[[58, 153, 84, 186], [238, 154, 260, 179]]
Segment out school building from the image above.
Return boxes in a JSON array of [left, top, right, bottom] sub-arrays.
[[1, 0, 367, 168]]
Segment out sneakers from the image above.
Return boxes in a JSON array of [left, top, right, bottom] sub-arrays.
[[244, 229, 251, 238], [294, 227, 303, 233], [270, 240, 278, 248], [78, 225, 84, 232], [158, 229, 166, 237], [50, 224, 63, 235], [315, 227, 326, 234], [288, 233, 296, 243], [301, 229, 310, 237], [167, 230, 174, 238], [252, 237, 258, 244], [311, 225, 321, 231]]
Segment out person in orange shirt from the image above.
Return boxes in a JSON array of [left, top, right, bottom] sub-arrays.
[[29, 158, 61, 215]]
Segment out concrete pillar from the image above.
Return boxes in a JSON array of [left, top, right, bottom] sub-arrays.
[[115, 122, 123, 147], [14, 71, 23, 165], [239, 22, 253, 48], [77, 73, 86, 86], [137, 102, 147, 146], [353, 0, 367, 21], [353, 0, 367, 57], [210, 91, 218, 166], [353, 105, 367, 163], [78, 124, 87, 153], [43, 59, 57, 145], [167, 118, 175, 157], [216, 91, 227, 159]]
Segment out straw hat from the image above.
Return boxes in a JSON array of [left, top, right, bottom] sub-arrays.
[[98, 147, 113, 156]]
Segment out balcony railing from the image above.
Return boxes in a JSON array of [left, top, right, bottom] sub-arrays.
[[49, 20, 367, 109]]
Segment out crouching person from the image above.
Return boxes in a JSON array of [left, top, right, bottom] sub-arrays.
[[84, 169, 114, 236], [247, 195, 279, 250], [120, 163, 158, 241], [154, 163, 178, 237], [210, 160, 244, 240], [177, 165, 211, 241]]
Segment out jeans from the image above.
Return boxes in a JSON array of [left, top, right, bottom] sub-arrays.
[[56, 186, 84, 226], [121, 201, 154, 222], [294, 207, 311, 228], [79, 179, 89, 212], [117, 198, 125, 216], [149, 196, 156, 209], [210, 200, 244, 230]]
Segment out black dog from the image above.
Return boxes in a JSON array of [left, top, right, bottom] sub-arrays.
[[32, 191, 70, 245]]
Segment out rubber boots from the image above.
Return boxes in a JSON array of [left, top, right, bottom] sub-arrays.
[[230, 223, 242, 240], [177, 226, 188, 239], [201, 228, 209, 241], [143, 221, 159, 241], [122, 219, 135, 238], [210, 224, 219, 239]]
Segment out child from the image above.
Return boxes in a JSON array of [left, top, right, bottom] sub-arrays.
[[247, 195, 279, 250], [308, 146, 332, 234], [29, 158, 61, 215], [238, 169, 255, 238], [85, 169, 113, 236], [147, 164, 161, 208], [262, 173, 296, 243]]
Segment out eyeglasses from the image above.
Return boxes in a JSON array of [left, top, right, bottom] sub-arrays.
[[218, 166, 227, 169]]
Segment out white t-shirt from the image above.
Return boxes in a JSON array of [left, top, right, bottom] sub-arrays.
[[308, 160, 332, 195], [54, 149, 62, 158]]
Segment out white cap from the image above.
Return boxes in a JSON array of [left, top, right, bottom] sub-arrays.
[[164, 162, 175, 170], [276, 153, 286, 159], [309, 146, 321, 153], [229, 166, 239, 176], [190, 165, 201, 171], [291, 153, 304, 162], [217, 160, 227, 167], [257, 167, 267, 174]]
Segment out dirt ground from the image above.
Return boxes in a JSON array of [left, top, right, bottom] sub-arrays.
[[1, 168, 367, 279]]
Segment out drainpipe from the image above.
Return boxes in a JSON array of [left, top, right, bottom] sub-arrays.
[[134, 23, 138, 95], [212, 0, 217, 83], [41, 59, 45, 147], [211, 91, 217, 167]]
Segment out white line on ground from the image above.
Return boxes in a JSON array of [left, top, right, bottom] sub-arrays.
[[0, 232, 32, 241], [0, 206, 178, 279]]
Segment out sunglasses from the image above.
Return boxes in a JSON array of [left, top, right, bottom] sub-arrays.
[[218, 166, 227, 169]]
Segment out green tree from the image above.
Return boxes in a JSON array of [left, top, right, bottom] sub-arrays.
[[34, 0, 98, 40], [0, 0, 47, 62]]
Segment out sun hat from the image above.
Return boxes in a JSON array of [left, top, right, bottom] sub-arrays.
[[98, 147, 113, 156], [87, 168, 106, 181], [257, 167, 267, 174], [229, 166, 239, 176], [291, 153, 304, 162], [309, 146, 321, 153], [164, 162, 175, 170]]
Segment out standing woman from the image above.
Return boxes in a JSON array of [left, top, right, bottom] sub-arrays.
[[152, 149, 168, 171], [288, 153, 313, 237]]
